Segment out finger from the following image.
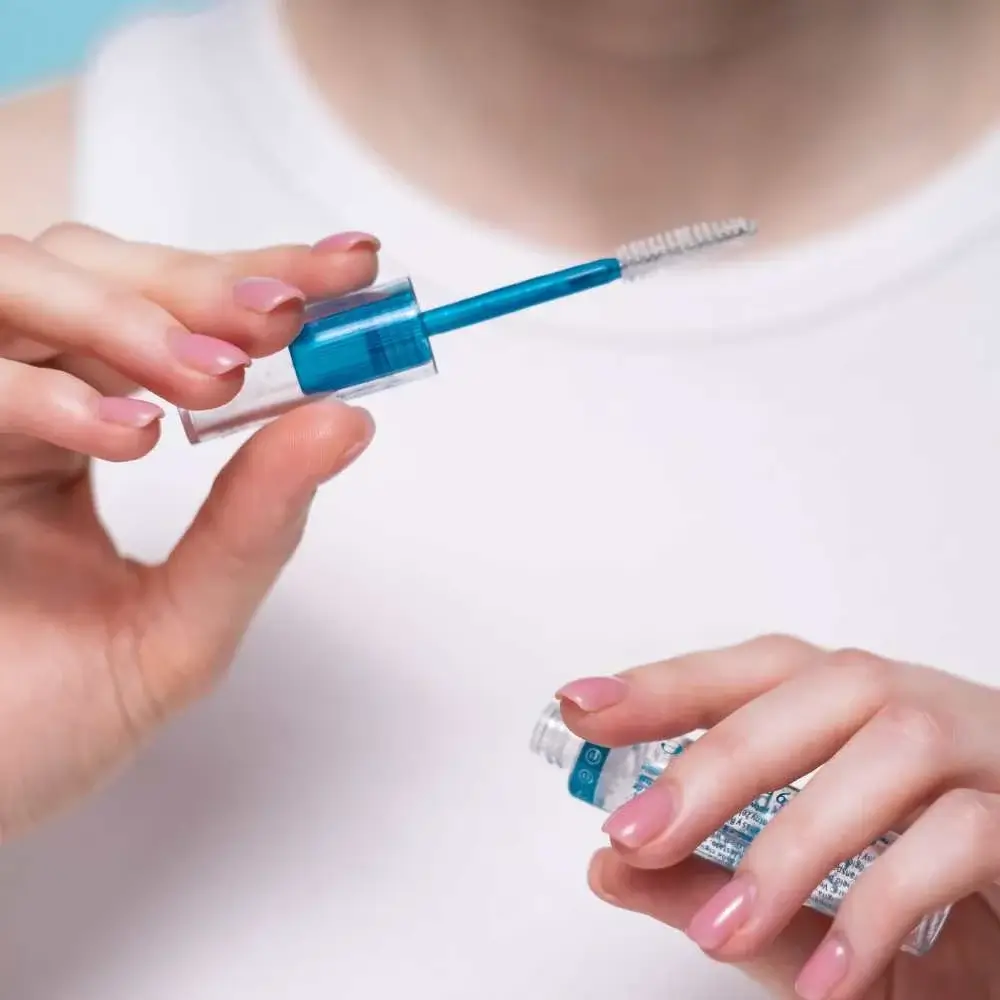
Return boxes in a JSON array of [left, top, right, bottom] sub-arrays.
[[0, 357, 162, 462], [50, 353, 138, 396], [590, 849, 827, 999], [0, 235, 250, 409], [219, 232, 380, 298], [792, 789, 1000, 1000], [599, 653, 893, 868], [590, 847, 730, 925], [702, 698, 957, 962], [39, 223, 380, 355], [129, 399, 375, 722], [556, 634, 820, 747]]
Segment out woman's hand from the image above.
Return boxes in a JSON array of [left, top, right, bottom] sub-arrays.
[[557, 636, 1000, 1000], [0, 223, 379, 838]]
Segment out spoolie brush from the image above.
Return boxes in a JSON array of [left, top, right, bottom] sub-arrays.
[[616, 218, 757, 280], [180, 217, 758, 443], [421, 217, 758, 336]]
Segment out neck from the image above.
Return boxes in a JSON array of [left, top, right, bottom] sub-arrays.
[[285, 0, 1000, 252]]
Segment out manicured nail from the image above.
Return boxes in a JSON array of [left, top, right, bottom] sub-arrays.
[[233, 277, 305, 314], [795, 934, 851, 1000], [556, 676, 629, 713], [312, 231, 381, 254], [167, 329, 251, 376], [686, 875, 757, 952], [98, 397, 165, 428], [601, 783, 677, 849]]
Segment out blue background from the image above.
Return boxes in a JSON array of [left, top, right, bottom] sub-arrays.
[[0, 0, 199, 94]]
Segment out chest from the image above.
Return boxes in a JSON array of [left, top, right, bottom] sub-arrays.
[[64, 282, 1000, 1000], [290, 301, 1000, 681]]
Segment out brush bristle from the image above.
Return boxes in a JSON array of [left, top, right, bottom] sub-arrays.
[[617, 218, 757, 279]]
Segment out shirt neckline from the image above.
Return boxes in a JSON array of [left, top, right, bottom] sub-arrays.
[[210, 0, 1000, 349]]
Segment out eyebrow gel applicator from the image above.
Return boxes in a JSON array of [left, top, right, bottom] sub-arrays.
[[179, 218, 756, 443]]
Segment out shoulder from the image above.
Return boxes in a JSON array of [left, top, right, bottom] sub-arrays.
[[0, 83, 74, 238]]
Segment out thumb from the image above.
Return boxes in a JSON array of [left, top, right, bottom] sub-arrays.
[[589, 849, 827, 999], [137, 399, 374, 714]]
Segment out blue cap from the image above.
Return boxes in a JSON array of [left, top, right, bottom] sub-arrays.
[[291, 277, 436, 395], [179, 277, 437, 443]]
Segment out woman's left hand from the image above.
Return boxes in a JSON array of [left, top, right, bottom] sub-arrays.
[[557, 636, 1000, 1000]]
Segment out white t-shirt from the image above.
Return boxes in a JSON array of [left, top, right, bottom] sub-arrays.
[[4, 1, 1000, 997]]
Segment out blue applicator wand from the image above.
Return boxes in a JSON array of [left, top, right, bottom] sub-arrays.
[[179, 217, 756, 443]]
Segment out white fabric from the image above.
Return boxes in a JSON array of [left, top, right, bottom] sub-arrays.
[[3, 1, 1000, 997]]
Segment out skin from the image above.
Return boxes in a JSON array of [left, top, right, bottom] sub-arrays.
[[288, 0, 1000, 249], [557, 638, 1000, 999], [0, 222, 379, 834], [0, 1, 1000, 996]]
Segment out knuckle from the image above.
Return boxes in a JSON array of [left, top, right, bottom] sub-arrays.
[[745, 793, 828, 873], [875, 699, 953, 757], [748, 633, 813, 660], [826, 647, 887, 674], [695, 722, 754, 771], [825, 648, 896, 694], [36, 221, 95, 251], [939, 788, 998, 848], [164, 249, 227, 288], [93, 283, 135, 315], [0, 232, 30, 258], [42, 368, 93, 411], [0, 367, 85, 430], [90, 284, 149, 330], [744, 826, 813, 883]]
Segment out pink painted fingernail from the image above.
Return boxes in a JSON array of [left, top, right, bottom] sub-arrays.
[[686, 875, 757, 952], [556, 677, 628, 712], [167, 329, 251, 376], [795, 934, 851, 1000], [601, 783, 677, 849], [233, 277, 305, 314], [98, 397, 165, 428], [312, 231, 381, 254]]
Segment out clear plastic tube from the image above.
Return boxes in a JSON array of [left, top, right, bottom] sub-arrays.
[[179, 219, 756, 444], [531, 701, 951, 955], [179, 278, 436, 443]]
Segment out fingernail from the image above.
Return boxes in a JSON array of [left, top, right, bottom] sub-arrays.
[[233, 277, 305, 314], [312, 231, 381, 254], [601, 783, 677, 849], [167, 329, 251, 376], [98, 397, 165, 428], [556, 677, 629, 713], [686, 875, 757, 952], [795, 933, 851, 1000]]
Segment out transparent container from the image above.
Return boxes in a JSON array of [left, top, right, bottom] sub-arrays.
[[179, 278, 437, 443], [531, 700, 951, 955]]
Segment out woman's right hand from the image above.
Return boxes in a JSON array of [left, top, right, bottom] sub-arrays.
[[0, 223, 379, 838]]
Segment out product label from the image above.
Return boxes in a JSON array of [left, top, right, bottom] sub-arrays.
[[631, 741, 896, 918], [568, 742, 612, 805]]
